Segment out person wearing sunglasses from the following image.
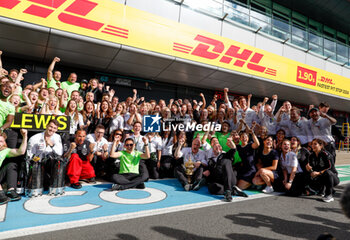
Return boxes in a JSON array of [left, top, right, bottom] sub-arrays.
[[109, 137, 150, 191]]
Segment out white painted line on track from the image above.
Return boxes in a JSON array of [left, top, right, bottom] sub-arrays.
[[0, 192, 276, 239]]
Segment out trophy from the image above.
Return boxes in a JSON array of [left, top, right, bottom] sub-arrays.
[[184, 155, 195, 183]]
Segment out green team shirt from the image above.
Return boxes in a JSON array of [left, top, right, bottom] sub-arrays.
[[0, 100, 15, 128], [61, 81, 80, 97], [47, 77, 60, 90], [216, 132, 231, 152], [0, 148, 11, 167], [119, 150, 142, 174]]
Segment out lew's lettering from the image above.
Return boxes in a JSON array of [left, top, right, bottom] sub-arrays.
[[10, 113, 70, 132], [173, 35, 277, 76]]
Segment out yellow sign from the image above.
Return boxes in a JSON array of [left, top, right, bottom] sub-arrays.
[[0, 0, 349, 98], [11, 113, 70, 132]]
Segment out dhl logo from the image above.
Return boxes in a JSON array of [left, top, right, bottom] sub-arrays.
[[173, 35, 277, 76], [0, 0, 129, 38]]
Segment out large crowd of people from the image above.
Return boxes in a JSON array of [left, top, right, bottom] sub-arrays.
[[0, 51, 340, 205]]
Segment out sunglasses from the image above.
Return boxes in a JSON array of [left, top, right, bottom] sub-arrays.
[[125, 144, 134, 147], [115, 133, 122, 136]]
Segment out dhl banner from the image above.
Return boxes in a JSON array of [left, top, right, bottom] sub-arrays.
[[10, 113, 70, 132], [0, 0, 349, 98]]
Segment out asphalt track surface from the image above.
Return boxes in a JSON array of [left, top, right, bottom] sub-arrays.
[[9, 183, 350, 240]]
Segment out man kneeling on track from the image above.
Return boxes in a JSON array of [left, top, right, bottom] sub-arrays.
[[206, 137, 248, 202], [108, 137, 150, 191], [65, 129, 96, 189]]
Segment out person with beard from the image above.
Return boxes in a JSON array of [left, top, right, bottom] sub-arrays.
[[26, 119, 63, 192], [308, 107, 337, 162], [65, 129, 96, 189], [0, 81, 16, 148], [0, 129, 27, 204], [206, 137, 248, 202], [47, 57, 62, 90]]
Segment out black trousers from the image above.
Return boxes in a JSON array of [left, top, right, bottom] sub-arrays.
[[4, 129, 19, 148], [159, 155, 175, 178], [309, 170, 339, 196], [208, 158, 237, 195], [285, 172, 306, 197], [111, 173, 144, 190], [174, 165, 203, 186], [325, 142, 336, 163], [139, 159, 149, 182], [145, 159, 159, 179], [0, 162, 18, 189]]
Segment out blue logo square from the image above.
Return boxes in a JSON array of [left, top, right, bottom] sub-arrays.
[[143, 115, 161, 132]]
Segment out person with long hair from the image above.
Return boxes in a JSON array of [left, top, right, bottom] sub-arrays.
[[65, 100, 84, 136], [305, 138, 339, 202], [95, 100, 113, 137], [237, 129, 260, 190], [145, 132, 162, 179], [280, 139, 304, 196], [252, 136, 281, 193], [109, 103, 124, 135], [159, 130, 175, 178], [40, 96, 62, 115], [81, 100, 95, 134]]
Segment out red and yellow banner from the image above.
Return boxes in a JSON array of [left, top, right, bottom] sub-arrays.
[[0, 0, 349, 98]]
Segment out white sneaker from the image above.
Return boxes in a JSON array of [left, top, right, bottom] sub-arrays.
[[322, 195, 334, 203], [262, 185, 274, 193]]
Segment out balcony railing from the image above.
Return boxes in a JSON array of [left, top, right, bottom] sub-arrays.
[[167, 0, 350, 67]]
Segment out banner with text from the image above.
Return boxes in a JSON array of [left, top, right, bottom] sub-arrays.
[[0, 0, 349, 98]]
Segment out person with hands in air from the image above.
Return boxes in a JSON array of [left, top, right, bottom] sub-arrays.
[[47, 57, 61, 90], [109, 137, 150, 191], [65, 129, 96, 189]]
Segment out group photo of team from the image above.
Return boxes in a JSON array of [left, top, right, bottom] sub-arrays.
[[0, 51, 340, 206]]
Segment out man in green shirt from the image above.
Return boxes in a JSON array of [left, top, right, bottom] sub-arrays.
[[0, 81, 16, 148], [0, 129, 28, 205], [61, 73, 80, 98], [216, 121, 232, 152], [109, 137, 150, 191], [47, 57, 62, 90]]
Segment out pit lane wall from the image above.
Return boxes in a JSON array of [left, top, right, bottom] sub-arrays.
[[0, 0, 349, 99]]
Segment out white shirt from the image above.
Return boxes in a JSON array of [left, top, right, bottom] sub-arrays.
[[259, 106, 277, 135], [109, 114, 124, 134], [69, 113, 84, 134], [161, 137, 173, 156], [27, 132, 63, 159], [309, 117, 335, 143], [237, 108, 258, 127], [278, 112, 291, 137], [131, 134, 145, 152], [124, 112, 141, 130], [279, 118, 313, 145], [280, 151, 302, 174], [178, 147, 208, 165], [148, 135, 162, 153], [86, 133, 108, 152]]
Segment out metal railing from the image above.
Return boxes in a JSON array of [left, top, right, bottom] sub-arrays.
[[168, 0, 350, 66]]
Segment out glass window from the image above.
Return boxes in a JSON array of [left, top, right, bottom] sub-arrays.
[[184, 0, 223, 17]]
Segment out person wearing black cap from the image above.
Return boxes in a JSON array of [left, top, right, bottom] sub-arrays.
[[308, 107, 337, 161], [79, 79, 89, 99]]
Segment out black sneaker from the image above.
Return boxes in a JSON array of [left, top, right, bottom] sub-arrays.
[[224, 190, 233, 202], [192, 178, 206, 191], [109, 184, 124, 191], [6, 189, 21, 201], [233, 186, 248, 198], [71, 182, 82, 189], [135, 183, 145, 189], [88, 177, 96, 184], [0, 191, 10, 205]]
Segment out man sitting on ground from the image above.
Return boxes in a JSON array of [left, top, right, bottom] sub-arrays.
[[109, 137, 150, 191], [65, 129, 96, 189]]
